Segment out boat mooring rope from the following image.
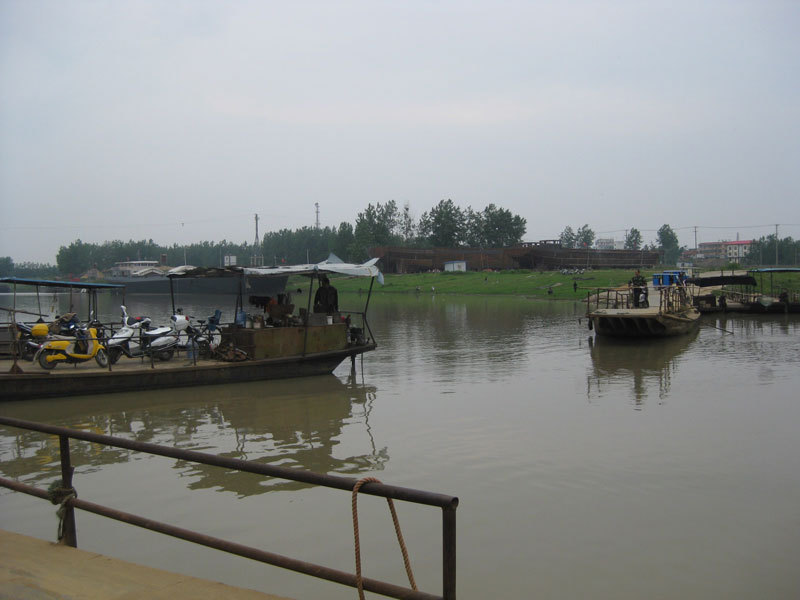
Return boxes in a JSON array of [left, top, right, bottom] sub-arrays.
[[352, 476, 417, 599], [47, 479, 76, 542]]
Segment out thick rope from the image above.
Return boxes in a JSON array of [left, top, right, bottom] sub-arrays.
[[47, 479, 77, 541], [352, 476, 417, 600]]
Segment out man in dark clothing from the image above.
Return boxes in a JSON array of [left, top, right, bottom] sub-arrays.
[[629, 270, 646, 308], [314, 276, 338, 313]]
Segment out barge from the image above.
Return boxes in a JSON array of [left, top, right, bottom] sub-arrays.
[[1, 259, 383, 401], [586, 274, 701, 338]]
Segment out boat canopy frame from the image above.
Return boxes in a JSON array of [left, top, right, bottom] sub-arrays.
[[0, 277, 125, 324], [166, 259, 383, 350]]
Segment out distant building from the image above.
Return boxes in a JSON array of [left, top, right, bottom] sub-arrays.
[[724, 240, 752, 261], [594, 238, 615, 250], [697, 241, 726, 260], [444, 260, 467, 272], [596, 238, 625, 250]]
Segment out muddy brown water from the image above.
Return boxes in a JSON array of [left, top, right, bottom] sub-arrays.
[[1, 292, 799, 599]]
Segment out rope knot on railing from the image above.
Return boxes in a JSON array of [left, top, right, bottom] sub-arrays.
[[351, 476, 417, 600], [47, 479, 77, 541]]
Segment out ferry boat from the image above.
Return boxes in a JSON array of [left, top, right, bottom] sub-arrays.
[[0, 258, 383, 401], [586, 272, 701, 338]]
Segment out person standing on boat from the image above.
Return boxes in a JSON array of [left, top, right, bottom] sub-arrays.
[[314, 276, 339, 314], [629, 270, 646, 308]]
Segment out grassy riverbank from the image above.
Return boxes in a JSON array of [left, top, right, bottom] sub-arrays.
[[329, 268, 800, 300], [332, 269, 638, 300]]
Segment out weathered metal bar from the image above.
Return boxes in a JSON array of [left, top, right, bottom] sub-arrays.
[[0, 417, 458, 508], [170, 276, 175, 316], [58, 435, 78, 547], [364, 277, 375, 316], [302, 275, 314, 356], [442, 506, 457, 600], [0, 476, 440, 600]]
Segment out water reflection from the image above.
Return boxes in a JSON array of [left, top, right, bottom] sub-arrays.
[[587, 329, 699, 407], [365, 294, 582, 382], [0, 375, 386, 496]]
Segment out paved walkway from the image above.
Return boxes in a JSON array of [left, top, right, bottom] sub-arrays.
[[0, 530, 292, 600]]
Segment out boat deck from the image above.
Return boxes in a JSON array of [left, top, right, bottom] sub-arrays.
[[0, 529, 292, 600], [0, 340, 374, 402], [1, 352, 228, 375]]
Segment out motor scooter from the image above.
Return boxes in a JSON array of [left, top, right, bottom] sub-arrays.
[[14, 314, 82, 360], [35, 326, 108, 369], [106, 306, 178, 364]]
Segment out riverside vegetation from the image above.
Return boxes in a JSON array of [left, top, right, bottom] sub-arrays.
[[331, 269, 636, 301], [327, 268, 800, 300]]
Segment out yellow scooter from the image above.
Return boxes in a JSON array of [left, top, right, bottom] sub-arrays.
[[35, 327, 109, 370]]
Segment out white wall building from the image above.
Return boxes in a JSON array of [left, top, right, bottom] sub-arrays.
[[444, 260, 467, 272], [725, 240, 751, 260]]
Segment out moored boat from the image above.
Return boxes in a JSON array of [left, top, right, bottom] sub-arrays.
[[0, 259, 383, 401], [586, 275, 701, 338]]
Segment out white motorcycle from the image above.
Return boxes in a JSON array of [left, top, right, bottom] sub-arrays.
[[106, 306, 178, 364]]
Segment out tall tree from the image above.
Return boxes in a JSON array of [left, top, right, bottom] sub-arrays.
[[624, 228, 642, 250], [576, 224, 595, 248], [351, 200, 402, 261], [657, 224, 681, 264], [481, 204, 526, 247], [0, 257, 13, 277], [418, 199, 465, 247], [559, 226, 576, 249], [463, 207, 484, 247], [400, 202, 417, 244], [333, 222, 355, 261]]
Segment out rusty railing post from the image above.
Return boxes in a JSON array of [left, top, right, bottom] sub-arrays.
[[59, 434, 78, 547]]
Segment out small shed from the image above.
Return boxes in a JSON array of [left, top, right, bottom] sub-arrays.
[[444, 260, 467, 272]]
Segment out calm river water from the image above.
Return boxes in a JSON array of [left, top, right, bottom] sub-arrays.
[[1, 291, 799, 599]]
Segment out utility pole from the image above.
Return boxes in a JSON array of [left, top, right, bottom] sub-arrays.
[[315, 203, 320, 229], [694, 226, 697, 250], [775, 224, 779, 265], [251, 213, 263, 266]]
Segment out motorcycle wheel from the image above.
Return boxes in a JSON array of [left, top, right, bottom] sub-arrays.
[[156, 348, 174, 361], [95, 348, 109, 368], [38, 350, 59, 370], [21, 343, 36, 361], [107, 347, 122, 365]]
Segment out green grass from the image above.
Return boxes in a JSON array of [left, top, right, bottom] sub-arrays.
[[285, 268, 800, 301], [326, 269, 644, 300]]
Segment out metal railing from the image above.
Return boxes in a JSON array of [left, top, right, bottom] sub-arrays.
[[0, 416, 457, 600], [587, 286, 692, 314]]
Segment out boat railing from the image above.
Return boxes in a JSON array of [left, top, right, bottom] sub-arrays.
[[0, 416, 458, 600], [586, 288, 633, 311], [587, 285, 692, 315], [658, 285, 691, 314]]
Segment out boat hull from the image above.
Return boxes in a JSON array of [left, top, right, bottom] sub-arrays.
[[0, 344, 375, 401], [589, 307, 701, 338]]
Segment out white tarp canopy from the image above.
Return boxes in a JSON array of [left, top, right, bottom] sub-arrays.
[[168, 256, 384, 285]]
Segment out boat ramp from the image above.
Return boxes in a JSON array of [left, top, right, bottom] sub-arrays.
[[0, 529, 292, 600]]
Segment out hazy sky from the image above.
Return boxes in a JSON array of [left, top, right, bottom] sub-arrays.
[[1, 0, 799, 264]]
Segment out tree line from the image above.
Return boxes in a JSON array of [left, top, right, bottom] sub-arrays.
[[4, 208, 796, 278], [559, 224, 681, 262], [1, 199, 528, 277]]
